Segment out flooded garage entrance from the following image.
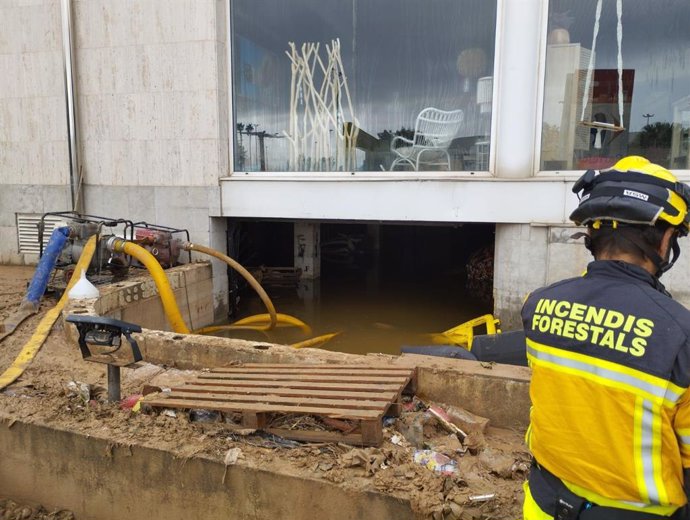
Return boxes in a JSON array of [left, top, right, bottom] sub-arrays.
[[227, 221, 496, 355]]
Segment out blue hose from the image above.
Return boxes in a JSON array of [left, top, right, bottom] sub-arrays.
[[23, 227, 71, 308]]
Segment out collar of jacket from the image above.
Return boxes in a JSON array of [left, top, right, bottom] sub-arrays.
[[585, 260, 671, 297]]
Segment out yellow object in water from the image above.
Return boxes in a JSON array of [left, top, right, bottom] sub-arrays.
[[430, 314, 501, 350], [0, 235, 98, 390], [290, 332, 341, 349], [194, 313, 312, 336]]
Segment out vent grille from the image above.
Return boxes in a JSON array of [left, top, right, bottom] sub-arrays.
[[16, 214, 66, 255]]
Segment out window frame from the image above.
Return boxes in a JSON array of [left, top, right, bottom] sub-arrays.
[[225, 0, 503, 177], [534, 0, 690, 180]]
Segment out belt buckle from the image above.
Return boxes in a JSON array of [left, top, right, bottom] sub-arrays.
[[555, 496, 587, 520]]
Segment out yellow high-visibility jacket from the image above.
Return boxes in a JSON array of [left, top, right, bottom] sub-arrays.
[[522, 260, 690, 516]]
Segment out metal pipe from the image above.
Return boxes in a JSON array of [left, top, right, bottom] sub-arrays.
[[60, 0, 83, 213], [107, 365, 121, 402]]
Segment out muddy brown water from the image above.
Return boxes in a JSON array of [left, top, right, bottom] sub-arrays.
[[225, 272, 493, 355]]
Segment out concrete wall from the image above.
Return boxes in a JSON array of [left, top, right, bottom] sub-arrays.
[[0, 0, 70, 263], [0, 418, 415, 520], [74, 0, 229, 188]]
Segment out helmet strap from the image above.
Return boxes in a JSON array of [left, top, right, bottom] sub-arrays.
[[615, 228, 671, 277], [571, 232, 592, 252], [667, 232, 682, 271]]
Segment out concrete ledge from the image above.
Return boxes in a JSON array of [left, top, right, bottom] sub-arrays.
[[0, 415, 415, 520]]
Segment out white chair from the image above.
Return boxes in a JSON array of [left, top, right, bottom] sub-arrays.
[[389, 108, 464, 171]]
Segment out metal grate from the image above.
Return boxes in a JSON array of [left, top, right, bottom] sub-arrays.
[[16, 214, 66, 255]]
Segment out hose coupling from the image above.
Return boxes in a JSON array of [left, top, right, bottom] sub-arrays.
[[105, 236, 126, 253]]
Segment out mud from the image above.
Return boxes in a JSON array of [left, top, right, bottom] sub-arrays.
[[0, 266, 527, 519], [0, 498, 75, 520]]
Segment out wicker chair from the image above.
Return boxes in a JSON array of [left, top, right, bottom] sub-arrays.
[[389, 107, 464, 171]]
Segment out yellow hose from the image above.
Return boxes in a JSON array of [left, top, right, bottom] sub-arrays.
[[194, 313, 312, 336], [233, 313, 311, 334], [182, 242, 278, 331], [0, 235, 97, 390], [290, 332, 340, 349], [109, 238, 190, 334]]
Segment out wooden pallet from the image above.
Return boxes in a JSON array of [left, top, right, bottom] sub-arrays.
[[143, 364, 416, 446]]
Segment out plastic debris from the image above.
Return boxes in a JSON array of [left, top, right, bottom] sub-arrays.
[[402, 396, 426, 413], [397, 412, 425, 448], [413, 450, 458, 475], [66, 381, 91, 404], [222, 447, 243, 484], [228, 428, 256, 436], [224, 447, 242, 465], [119, 394, 143, 412], [427, 405, 468, 440], [189, 409, 220, 423], [161, 409, 177, 418], [383, 416, 397, 427], [468, 493, 495, 502], [390, 434, 403, 446]]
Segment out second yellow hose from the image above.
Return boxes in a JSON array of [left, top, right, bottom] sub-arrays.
[[183, 242, 278, 331]]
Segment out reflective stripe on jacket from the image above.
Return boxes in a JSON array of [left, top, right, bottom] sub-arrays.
[[522, 260, 690, 515]]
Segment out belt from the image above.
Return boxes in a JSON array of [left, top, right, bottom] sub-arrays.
[[529, 460, 680, 520]]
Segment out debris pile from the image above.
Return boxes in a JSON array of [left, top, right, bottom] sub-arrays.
[[0, 498, 75, 520], [140, 390, 529, 519]]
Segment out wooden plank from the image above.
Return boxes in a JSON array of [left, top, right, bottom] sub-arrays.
[[175, 384, 397, 402], [198, 373, 409, 384], [143, 397, 383, 419], [166, 391, 387, 411], [188, 379, 402, 392], [265, 427, 376, 447], [242, 412, 267, 429], [229, 364, 413, 371], [386, 400, 403, 417], [212, 367, 414, 377], [360, 420, 383, 445]]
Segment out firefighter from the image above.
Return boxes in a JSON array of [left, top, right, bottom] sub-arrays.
[[522, 156, 690, 519]]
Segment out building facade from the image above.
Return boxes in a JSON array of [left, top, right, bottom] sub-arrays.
[[2, 0, 690, 327]]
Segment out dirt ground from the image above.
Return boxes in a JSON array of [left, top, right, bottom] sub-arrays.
[[0, 266, 528, 520]]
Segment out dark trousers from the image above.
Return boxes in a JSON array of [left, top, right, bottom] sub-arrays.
[[528, 461, 684, 520]]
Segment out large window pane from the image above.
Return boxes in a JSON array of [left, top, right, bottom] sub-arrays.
[[231, 1, 497, 172], [541, 0, 690, 171]]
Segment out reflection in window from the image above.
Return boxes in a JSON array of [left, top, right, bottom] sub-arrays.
[[541, 0, 690, 171], [231, 1, 497, 172]]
